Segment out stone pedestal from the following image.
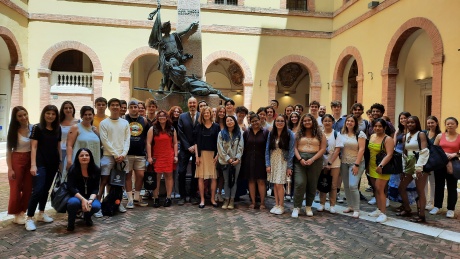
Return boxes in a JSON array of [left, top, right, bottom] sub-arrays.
[[177, 0, 202, 78], [153, 92, 224, 111]]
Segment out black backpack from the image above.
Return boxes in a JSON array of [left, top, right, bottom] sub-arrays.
[[101, 185, 123, 217]]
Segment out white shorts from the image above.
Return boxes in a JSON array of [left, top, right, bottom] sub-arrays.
[[127, 155, 146, 171], [100, 156, 129, 176]]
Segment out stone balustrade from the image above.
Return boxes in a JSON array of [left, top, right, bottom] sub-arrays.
[[50, 71, 93, 94]]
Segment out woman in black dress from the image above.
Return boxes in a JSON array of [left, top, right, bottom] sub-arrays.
[[242, 114, 269, 209]]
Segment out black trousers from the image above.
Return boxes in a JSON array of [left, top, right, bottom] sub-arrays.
[[434, 166, 458, 210], [178, 149, 197, 199]]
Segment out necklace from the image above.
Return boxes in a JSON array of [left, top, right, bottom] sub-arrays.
[[83, 177, 88, 195]]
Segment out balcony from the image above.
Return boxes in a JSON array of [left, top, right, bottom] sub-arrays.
[[50, 71, 93, 94]]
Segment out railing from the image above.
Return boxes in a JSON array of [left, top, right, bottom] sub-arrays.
[[50, 71, 93, 94]]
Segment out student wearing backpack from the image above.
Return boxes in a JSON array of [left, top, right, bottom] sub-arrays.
[[340, 115, 366, 218], [317, 114, 343, 214], [66, 148, 101, 231], [397, 116, 429, 223]]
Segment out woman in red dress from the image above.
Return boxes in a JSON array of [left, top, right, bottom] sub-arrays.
[[146, 110, 178, 207]]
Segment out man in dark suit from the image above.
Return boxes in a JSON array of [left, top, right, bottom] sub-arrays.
[[177, 97, 200, 205]]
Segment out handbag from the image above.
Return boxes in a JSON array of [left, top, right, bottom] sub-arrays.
[[416, 132, 449, 172], [376, 136, 401, 174], [143, 164, 157, 190], [51, 170, 71, 213], [110, 161, 127, 187], [317, 169, 332, 193]]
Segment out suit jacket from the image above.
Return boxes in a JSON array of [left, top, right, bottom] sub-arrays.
[[178, 111, 200, 150]]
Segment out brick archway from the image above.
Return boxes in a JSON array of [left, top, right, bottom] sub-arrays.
[[119, 46, 159, 101], [268, 55, 322, 103], [332, 46, 364, 103], [203, 50, 253, 109], [0, 26, 25, 108], [38, 41, 104, 109], [382, 17, 443, 121]]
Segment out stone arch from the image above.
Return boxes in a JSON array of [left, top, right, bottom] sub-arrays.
[[203, 50, 254, 109], [268, 55, 322, 102], [382, 17, 443, 121], [38, 41, 104, 109], [332, 46, 364, 103], [0, 26, 24, 107], [119, 46, 159, 101]]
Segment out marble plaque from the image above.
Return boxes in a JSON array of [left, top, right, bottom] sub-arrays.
[[177, 0, 202, 78]]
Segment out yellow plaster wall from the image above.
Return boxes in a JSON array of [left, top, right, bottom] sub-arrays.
[[244, 0, 280, 9]]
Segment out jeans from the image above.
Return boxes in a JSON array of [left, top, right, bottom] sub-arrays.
[[178, 149, 197, 199], [67, 197, 101, 225], [341, 162, 365, 211], [27, 166, 57, 217], [223, 163, 241, 199], [434, 166, 458, 210], [293, 152, 323, 208]]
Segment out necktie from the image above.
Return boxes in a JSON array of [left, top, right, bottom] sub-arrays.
[[191, 113, 195, 124]]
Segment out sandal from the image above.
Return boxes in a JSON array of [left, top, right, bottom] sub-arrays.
[[394, 205, 405, 213], [410, 215, 426, 223], [260, 204, 266, 210], [396, 210, 412, 217], [249, 204, 255, 209]]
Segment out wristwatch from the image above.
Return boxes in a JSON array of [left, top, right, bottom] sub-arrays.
[[327, 162, 332, 166], [354, 163, 359, 167], [378, 164, 384, 168]]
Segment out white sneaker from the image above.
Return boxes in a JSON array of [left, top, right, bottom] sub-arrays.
[[302, 200, 306, 206], [126, 201, 134, 209], [330, 206, 336, 214], [386, 198, 390, 207], [13, 214, 25, 225], [118, 204, 127, 213], [25, 219, 36, 231], [274, 206, 284, 215], [368, 197, 376, 205], [446, 210, 455, 218], [94, 209, 103, 218], [270, 206, 279, 214], [337, 193, 344, 203], [314, 193, 320, 202], [291, 208, 300, 218], [305, 206, 313, 217], [429, 207, 440, 215], [368, 209, 381, 217], [425, 202, 434, 211], [317, 204, 324, 212], [123, 191, 128, 200], [36, 213, 53, 223], [376, 213, 387, 223]]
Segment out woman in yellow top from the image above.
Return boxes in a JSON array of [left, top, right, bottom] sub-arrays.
[[368, 118, 394, 223]]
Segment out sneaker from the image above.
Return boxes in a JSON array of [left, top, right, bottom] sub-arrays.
[[429, 207, 440, 215], [337, 193, 344, 203], [446, 210, 455, 218], [118, 204, 127, 213], [134, 200, 149, 207], [376, 213, 387, 223], [330, 206, 336, 214], [386, 198, 390, 207], [152, 198, 161, 208], [305, 206, 313, 217], [368, 209, 381, 217], [326, 194, 330, 201], [270, 205, 279, 214], [36, 213, 53, 223], [13, 214, 25, 225], [425, 202, 434, 211], [291, 208, 300, 218], [302, 200, 306, 206], [317, 204, 324, 212], [126, 201, 134, 209], [25, 219, 36, 231], [365, 186, 373, 192], [94, 209, 103, 218], [274, 206, 284, 215], [368, 197, 376, 205], [314, 193, 320, 202], [123, 191, 128, 200]]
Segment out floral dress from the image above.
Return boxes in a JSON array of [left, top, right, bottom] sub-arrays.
[[268, 140, 287, 184]]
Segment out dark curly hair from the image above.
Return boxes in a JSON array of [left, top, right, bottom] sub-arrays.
[[296, 113, 323, 143]]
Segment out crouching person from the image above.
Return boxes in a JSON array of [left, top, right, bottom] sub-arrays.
[[66, 148, 101, 231]]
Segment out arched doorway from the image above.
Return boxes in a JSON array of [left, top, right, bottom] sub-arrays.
[[274, 62, 310, 113], [0, 26, 24, 140], [39, 41, 103, 112], [382, 17, 443, 122], [129, 54, 161, 103], [268, 55, 322, 114], [205, 59, 245, 107], [332, 46, 364, 113]]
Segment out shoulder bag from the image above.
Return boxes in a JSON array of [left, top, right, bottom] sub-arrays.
[[376, 136, 402, 174], [51, 170, 71, 213]]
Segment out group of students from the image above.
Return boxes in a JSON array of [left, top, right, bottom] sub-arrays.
[[6, 96, 459, 232]]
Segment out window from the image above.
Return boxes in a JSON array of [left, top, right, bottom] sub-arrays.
[[287, 0, 307, 11], [215, 0, 237, 5]]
